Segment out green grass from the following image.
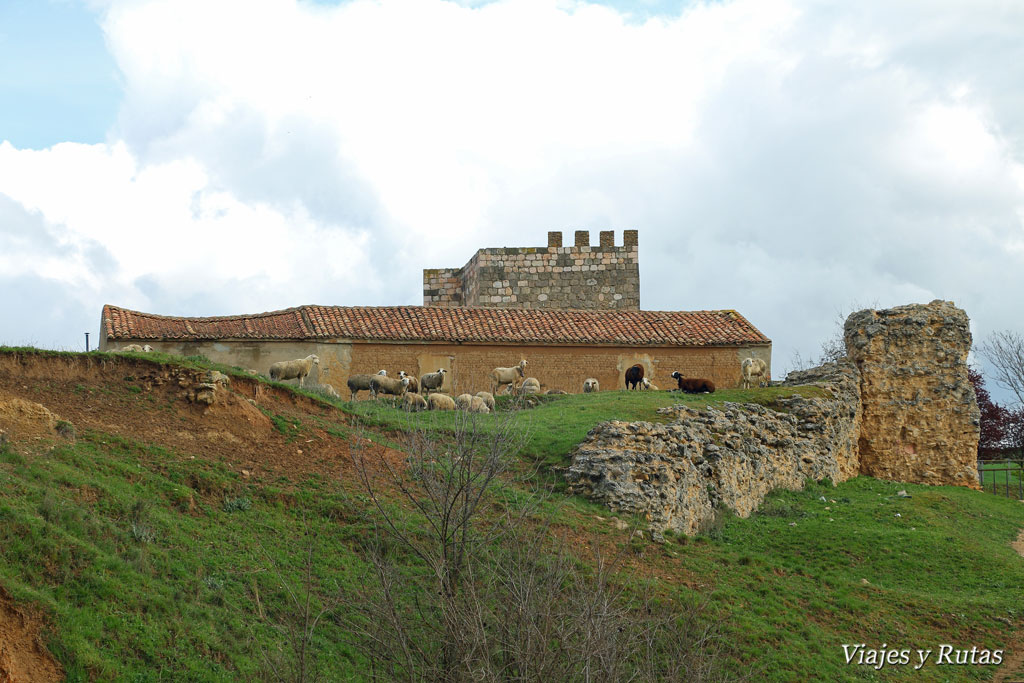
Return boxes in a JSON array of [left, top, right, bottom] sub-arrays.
[[0, 431, 376, 681], [979, 460, 1024, 498], [339, 385, 830, 475], [2, 430, 1022, 680]]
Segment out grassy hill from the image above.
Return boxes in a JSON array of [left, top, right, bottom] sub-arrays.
[[0, 347, 1023, 681]]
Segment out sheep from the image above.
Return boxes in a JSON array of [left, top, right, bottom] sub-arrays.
[[398, 371, 420, 394], [740, 357, 769, 389], [545, 389, 567, 395], [489, 360, 527, 395], [641, 377, 659, 391], [475, 391, 495, 412], [419, 368, 448, 395], [403, 391, 428, 412], [269, 354, 320, 387], [518, 377, 541, 395], [456, 393, 490, 413], [346, 370, 387, 401], [428, 392, 456, 411], [670, 371, 716, 394], [370, 375, 410, 399], [120, 344, 148, 352], [624, 364, 645, 390], [583, 378, 600, 393]]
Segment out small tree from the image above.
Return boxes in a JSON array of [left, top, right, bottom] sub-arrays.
[[970, 367, 1010, 459], [978, 330, 1024, 406]]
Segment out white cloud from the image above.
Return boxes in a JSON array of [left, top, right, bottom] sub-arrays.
[[0, 0, 1022, 399]]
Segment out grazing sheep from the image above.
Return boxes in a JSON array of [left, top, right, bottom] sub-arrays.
[[475, 392, 495, 411], [403, 392, 428, 412], [624, 364, 645, 390], [583, 378, 600, 393], [489, 360, 527, 395], [398, 372, 420, 394], [670, 371, 716, 394], [455, 393, 490, 413], [641, 377, 659, 391], [428, 393, 456, 411], [419, 368, 448, 395], [346, 370, 387, 401], [269, 354, 320, 387], [518, 377, 541, 395], [370, 375, 410, 399], [740, 358, 769, 389]]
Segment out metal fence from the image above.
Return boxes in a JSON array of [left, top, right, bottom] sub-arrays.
[[977, 459, 1024, 500]]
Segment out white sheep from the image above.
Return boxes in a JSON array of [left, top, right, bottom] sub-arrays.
[[583, 378, 600, 393], [475, 391, 495, 411], [455, 393, 474, 410], [419, 368, 448, 395], [346, 370, 387, 401], [640, 377, 659, 391], [489, 360, 527, 395], [427, 393, 456, 411], [119, 344, 148, 352], [518, 377, 541, 395], [403, 392, 428, 412], [269, 354, 320, 387], [740, 358, 769, 389], [370, 375, 410, 399], [468, 396, 490, 413]]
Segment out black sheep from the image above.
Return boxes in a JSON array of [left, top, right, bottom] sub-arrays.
[[624, 364, 645, 390], [670, 371, 716, 394]]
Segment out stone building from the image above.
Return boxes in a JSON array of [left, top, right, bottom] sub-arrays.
[[100, 304, 770, 394], [424, 230, 640, 310], [100, 230, 772, 393]]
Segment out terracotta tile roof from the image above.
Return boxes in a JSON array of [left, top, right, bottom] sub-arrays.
[[102, 304, 770, 347]]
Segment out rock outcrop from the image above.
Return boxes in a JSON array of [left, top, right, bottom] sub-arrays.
[[845, 300, 980, 488]]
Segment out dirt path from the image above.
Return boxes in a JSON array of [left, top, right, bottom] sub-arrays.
[[993, 529, 1024, 683]]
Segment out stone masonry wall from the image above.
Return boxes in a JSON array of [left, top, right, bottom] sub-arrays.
[[566, 301, 981, 537], [423, 230, 640, 310], [566, 361, 862, 538], [845, 300, 980, 488]]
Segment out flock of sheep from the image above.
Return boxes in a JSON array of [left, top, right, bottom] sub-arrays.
[[116, 347, 770, 410], [264, 354, 771, 415]]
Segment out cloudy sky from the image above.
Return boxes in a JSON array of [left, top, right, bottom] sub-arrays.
[[1, 0, 1022, 394]]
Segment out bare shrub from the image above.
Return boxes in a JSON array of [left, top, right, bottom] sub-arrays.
[[341, 409, 740, 681]]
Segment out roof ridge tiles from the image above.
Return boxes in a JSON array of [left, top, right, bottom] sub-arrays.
[[102, 304, 770, 346]]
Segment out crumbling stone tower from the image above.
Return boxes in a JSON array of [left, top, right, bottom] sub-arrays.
[[423, 230, 640, 310]]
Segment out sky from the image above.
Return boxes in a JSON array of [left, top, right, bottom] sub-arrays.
[[1, 0, 1022, 400]]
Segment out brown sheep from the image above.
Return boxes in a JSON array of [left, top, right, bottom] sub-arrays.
[[670, 371, 715, 394], [624, 364, 644, 390]]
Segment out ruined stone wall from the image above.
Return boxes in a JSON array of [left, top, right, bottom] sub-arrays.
[[566, 300, 982, 537], [565, 361, 862, 538], [845, 300, 980, 488], [423, 230, 640, 310]]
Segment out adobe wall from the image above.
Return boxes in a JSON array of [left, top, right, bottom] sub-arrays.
[[845, 300, 980, 488], [117, 338, 769, 396], [423, 230, 640, 310]]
